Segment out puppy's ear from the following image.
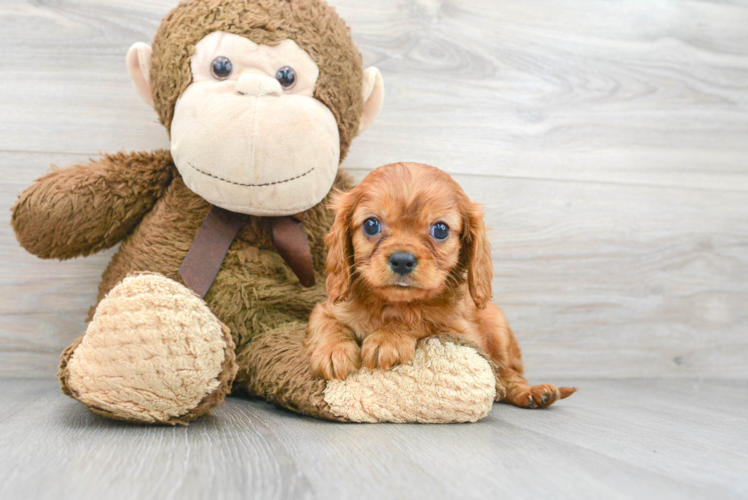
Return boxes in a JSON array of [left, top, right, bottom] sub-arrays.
[[325, 190, 358, 303], [461, 202, 493, 309]]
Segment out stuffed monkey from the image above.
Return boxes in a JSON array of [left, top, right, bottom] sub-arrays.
[[11, 0, 499, 424]]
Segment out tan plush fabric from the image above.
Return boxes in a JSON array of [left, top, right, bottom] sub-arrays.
[[126, 42, 154, 106], [150, 0, 365, 163], [171, 32, 341, 216], [65, 274, 232, 423], [359, 67, 384, 133], [323, 338, 497, 423]]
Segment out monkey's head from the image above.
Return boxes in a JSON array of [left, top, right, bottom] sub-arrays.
[[126, 0, 384, 216]]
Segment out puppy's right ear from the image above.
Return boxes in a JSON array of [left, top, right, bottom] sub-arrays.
[[461, 201, 493, 309], [325, 190, 358, 304]]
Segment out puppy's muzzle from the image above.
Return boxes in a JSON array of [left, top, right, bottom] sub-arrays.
[[388, 252, 417, 276]]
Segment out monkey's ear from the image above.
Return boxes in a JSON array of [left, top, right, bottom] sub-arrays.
[[126, 42, 154, 108], [359, 67, 384, 133]]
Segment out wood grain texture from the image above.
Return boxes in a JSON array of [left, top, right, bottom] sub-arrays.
[[1, 0, 747, 379], [0, 378, 747, 500]]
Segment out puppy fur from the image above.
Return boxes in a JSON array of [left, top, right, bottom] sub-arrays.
[[306, 162, 576, 409]]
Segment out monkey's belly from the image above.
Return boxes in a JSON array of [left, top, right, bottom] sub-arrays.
[[94, 176, 329, 349]]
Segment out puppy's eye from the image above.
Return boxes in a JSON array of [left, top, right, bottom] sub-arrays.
[[211, 56, 233, 80], [275, 66, 296, 89], [363, 218, 381, 236], [430, 222, 450, 241]]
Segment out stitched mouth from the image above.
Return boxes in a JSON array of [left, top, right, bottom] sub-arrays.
[[187, 162, 315, 187]]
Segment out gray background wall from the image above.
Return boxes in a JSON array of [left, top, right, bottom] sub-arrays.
[[1, 0, 746, 380]]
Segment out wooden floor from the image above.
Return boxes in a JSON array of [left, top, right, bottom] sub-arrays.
[[0, 378, 746, 500]]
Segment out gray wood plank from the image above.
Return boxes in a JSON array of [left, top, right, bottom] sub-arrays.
[[0, 0, 746, 190], [1, 0, 747, 379], [3, 155, 747, 378], [0, 378, 746, 500]]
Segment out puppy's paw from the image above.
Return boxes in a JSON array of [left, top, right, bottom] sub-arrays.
[[516, 384, 577, 409], [309, 337, 361, 381], [361, 331, 417, 371]]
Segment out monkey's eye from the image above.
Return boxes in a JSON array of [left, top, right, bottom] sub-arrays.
[[430, 222, 450, 241], [210, 56, 233, 80], [275, 66, 296, 89], [363, 218, 381, 236]]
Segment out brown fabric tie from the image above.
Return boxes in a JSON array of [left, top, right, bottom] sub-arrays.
[[179, 206, 315, 298], [268, 213, 316, 288]]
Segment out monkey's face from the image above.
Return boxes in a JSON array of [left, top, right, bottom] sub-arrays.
[[127, 1, 384, 216], [168, 31, 339, 216]]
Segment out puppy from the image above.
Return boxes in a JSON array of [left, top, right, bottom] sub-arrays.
[[306, 162, 576, 408]]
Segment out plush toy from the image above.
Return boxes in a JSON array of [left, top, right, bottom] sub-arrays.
[[11, 0, 499, 424]]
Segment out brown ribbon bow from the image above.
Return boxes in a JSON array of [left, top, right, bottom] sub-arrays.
[[179, 205, 315, 298]]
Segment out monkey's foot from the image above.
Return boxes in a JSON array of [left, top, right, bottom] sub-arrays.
[[237, 328, 499, 424], [59, 274, 237, 424], [323, 334, 499, 423]]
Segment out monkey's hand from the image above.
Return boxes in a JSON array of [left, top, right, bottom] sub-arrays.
[[11, 150, 174, 260]]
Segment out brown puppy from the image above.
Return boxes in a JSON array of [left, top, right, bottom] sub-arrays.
[[306, 162, 576, 409]]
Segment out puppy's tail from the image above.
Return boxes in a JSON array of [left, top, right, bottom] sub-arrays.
[[558, 387, 578, 399]]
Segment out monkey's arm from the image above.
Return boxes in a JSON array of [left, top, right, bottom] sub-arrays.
[[11, 150, 175, 260]]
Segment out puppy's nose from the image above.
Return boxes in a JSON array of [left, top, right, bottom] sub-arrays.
[[389, 252, 417, 275]]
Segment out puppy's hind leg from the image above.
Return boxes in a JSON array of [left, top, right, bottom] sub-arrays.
[[487, 315, 576, 409], [499, 369, 577, 409], [476, 304, 577, 408]]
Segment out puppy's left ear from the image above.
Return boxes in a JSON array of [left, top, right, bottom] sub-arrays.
[[461, 202, 493, 309], [325, 190, 359, 304]]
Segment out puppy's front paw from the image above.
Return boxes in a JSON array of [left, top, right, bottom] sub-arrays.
[[361, 331, 417, 371], [309, 337, 361, 381]]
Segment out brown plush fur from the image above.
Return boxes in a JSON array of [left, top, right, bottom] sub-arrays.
[[11, 1, 504, 423], [86, 152, 351, 352], [11, 150, 174, 260], [234, 321, 346, 421], [307, 163, 576, 408], [151, 0, 364, 160], [11, 0, 369, 422], [21, 149, 354, 419]]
